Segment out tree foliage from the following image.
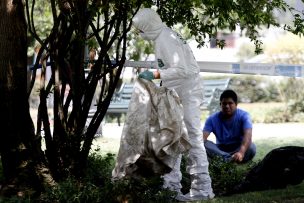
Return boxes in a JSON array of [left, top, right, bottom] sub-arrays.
[[156, 0, 304, 53], [265, 32, 304, 64]]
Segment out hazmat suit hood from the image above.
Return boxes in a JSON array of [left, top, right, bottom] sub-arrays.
[[132, 8, 165, 41]]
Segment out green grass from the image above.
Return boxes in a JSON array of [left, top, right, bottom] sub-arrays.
[[92, 137, 121, 155], [254, 138, 304, 161]]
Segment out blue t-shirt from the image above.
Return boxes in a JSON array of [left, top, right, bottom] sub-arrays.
[[203, 108, 252, 145]]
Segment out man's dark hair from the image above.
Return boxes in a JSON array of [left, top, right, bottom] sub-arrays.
[[220, 89, 238, 104]]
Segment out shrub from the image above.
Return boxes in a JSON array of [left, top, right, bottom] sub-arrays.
[[110, 176, 174, 202], [203, 75, 282, 103], [263, 108, 292, 123], [84, 151, 116, 186], [208, 156, 248, 196], [41, 177, 104, 203], [263, 103, 304, 123], [180, 156, 255, 196], [229, 76, 281, 103], [288, 99, 304, 115], [40, 152, 174, 202]]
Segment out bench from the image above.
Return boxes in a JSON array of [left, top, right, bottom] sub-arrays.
[[104, 78, 231, 116], [87, 83, 133, 129], [107, 84, 134, 114], [87, 78, 231, 131]]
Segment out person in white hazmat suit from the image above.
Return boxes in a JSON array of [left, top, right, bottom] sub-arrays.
[[132, 8, 214, 201]]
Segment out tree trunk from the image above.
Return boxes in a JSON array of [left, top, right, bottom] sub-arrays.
[[0, 0, 54, 197]]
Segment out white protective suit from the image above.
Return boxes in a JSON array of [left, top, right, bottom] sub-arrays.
[[132, 8, 214, 200]]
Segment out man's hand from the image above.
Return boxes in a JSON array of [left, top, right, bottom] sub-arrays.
[[154, 70, 160, 79], [232, 128, 252, 163], [231, 151, 244, 163], [138, 70, 154, 81]]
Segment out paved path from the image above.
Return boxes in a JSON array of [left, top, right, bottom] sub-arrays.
[[93, 122, 304, 154], [252, 123, 304, 141], [101, 122, 304, 140]]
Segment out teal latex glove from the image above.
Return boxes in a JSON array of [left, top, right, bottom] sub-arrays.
[[138, 70, 154, 81]]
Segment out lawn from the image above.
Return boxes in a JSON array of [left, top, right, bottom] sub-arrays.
[[238, 102, 286, 123], [93, 102, 304, 202], [93, 131, 304, 202], [207, 182, 304, 203]]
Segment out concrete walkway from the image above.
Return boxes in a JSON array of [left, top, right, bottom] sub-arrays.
[[101, 122, 304, 140], [93, 122, 304, 154], [252, 123, 304, 141]]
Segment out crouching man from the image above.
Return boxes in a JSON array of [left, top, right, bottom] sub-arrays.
[[203, 89, 256, 163]]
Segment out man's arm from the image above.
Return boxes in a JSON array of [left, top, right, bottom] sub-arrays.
[[232, 128, 252, 162], [203, 131, 211, 141]]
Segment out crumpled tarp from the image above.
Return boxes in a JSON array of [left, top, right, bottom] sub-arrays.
[[112, 79, 191, 180]]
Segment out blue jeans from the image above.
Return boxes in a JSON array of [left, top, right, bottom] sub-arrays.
[[204, 140, 256, 163]]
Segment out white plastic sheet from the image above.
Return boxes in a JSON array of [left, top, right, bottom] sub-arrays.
[[112, 79, 191, 179]]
